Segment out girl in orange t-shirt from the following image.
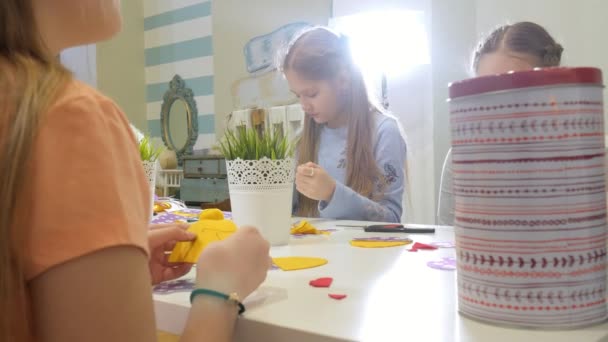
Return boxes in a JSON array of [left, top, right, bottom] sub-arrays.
[[0, 1, 270, 341]]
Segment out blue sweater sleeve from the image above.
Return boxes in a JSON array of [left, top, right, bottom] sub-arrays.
[[318, 117, 407, 222]]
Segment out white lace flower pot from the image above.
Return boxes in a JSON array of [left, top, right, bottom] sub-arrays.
[[142, 160, 158, 220], [226, 157, 295, 246]]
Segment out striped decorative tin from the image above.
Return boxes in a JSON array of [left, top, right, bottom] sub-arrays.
[[448, 67, 607, 328]]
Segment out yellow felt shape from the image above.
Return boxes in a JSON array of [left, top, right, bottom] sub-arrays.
[[173, 211, 199, 218], [290, 220, 329, 235], [153, 203, 170, 214], [169, 218, 236, 263], [199, 208, 224, 220], [350, 240, 411, 248], [272, 257, 328, 271]]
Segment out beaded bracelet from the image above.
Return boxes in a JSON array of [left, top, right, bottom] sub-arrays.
[[190, 288, 246, 315]]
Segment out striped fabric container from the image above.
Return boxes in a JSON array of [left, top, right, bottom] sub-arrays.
[[448, 67, 607, 328]]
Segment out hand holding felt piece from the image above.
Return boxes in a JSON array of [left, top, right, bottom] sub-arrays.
[[168, 209, 237, 263], [295, 162, 336, 201], [148, 223, 196, 285]]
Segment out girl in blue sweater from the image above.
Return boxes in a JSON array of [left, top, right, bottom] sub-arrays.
[[282, 27, 408, 222]]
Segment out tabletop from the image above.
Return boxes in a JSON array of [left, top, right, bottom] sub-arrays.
[[153, 219, 608, 342]]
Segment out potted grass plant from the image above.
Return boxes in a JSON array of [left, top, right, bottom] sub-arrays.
[[218, 125, 295, 245], [139, 134, 164, 188]]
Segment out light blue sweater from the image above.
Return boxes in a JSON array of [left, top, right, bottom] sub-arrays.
[[294, 113, 407, 222]]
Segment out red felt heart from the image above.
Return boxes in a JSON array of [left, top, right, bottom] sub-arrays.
[[328, 294, 347, 300], [412, 242, 438, 250], [409, 242, 438, 252], [309, 277, 333, 288]]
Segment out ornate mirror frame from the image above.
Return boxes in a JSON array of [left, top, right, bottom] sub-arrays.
[[160, 74, 199, 165]]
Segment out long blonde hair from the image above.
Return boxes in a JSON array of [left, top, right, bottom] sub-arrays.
[[0, 1, 71, 339], [282, 27, 384, 217]]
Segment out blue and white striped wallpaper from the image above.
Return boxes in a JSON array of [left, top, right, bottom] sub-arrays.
[[144, 0, 215, 150]]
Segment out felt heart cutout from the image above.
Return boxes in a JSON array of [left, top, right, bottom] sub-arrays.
[[408, 242, 439, 252], [272, 257, 328, 271], [328, 294, 347, 300], [309, 277, 333, 288], [350, 240, 410, 248]]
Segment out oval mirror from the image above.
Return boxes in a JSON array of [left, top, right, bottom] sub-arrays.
[[168, 98, 190, 151], [160, 74, 199, 165]]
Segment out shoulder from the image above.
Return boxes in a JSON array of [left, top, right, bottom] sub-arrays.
[[45, 80, 134, 138], [41, 80, 138, 148], [375, 112, 407, 147]]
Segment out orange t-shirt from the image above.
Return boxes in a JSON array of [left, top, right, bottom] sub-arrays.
[[13, 79, 150, 281]]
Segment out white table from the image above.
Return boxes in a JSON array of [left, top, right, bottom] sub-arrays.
[[153, 220, 608, 341]]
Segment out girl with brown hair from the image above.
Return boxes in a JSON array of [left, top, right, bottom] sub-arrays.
[[283, 26, 408, 222]]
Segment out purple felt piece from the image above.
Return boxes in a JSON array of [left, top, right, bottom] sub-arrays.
[[153, 279, 196, 294], [429, 241, 455, 248], [427, 257, 457, 271], [151, 210, 232, 224], [352, 236, 412, 242]]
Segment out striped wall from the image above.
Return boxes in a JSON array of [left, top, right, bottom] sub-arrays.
[[144, 0, 215, 151]]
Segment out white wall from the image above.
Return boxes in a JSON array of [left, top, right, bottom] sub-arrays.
[[213, 0, 331, 137], [97, 0, 147, 132], [333, 0, 429, 14], [430, 0, 477, 224]]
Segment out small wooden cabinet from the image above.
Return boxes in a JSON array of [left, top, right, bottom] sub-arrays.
[[180, 156, 229, 205], [183, 157, 227, 178]]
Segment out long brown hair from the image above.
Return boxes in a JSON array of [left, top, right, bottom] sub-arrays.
[[0, 1, 71, 339], [282, 27, 384, 217], [472, 21, 563, 73]]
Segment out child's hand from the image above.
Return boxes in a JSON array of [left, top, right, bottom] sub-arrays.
[[195, 226, 271, 300], [148, 223, 196, 285], [295, 162, 336, 202]]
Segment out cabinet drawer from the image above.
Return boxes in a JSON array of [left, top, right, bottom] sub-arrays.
[[180, 178, 229, 203], [183, 158, 226, 178]]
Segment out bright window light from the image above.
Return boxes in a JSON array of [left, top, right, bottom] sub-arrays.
[[330, 10, 430, 78]]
